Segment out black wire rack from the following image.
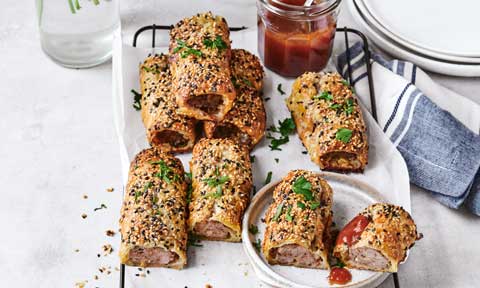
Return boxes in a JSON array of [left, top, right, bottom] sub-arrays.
[[120, 25, 398, 288]]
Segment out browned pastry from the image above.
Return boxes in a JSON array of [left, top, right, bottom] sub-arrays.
[[188, 138, 252, 242], [287, 72, 368, 172], [140, 54, 196, 153], [333, 203, 421, 272], [203, 49, 266, 149], [169, 12, 236, 121], [119, 148, 188, 269], [262, 170, 333, 269]]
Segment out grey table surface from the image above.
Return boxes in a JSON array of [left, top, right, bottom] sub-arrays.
[[0, 0, 479, 287]]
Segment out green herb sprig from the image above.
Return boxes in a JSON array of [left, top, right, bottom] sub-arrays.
[[131, 89, 142, 111], [277, 83, 286, 95], [267, 118, 296, 151], [173, 40, 203, 58], [203, 35, 227, 51], [335, 128, 353, 144], [202, 167, 230, 198]]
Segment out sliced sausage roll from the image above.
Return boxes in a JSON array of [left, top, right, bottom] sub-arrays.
[[119, 148, 188, 269], [140, 54, 196, 153], [287, 72, 368, 172], [262, 170, 333, 269], [333, 203, 421, 272], [188, 138, 252, 242], [169, 12, 236, 121], [203, 49, 266, 149]]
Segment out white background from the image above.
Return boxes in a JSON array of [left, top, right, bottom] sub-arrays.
[[0, 0, 479, 287]]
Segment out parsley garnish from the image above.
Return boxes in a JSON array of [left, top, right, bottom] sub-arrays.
[[297, 201, 306, 209], [152, 160, 177, 183], [242, 78, 253, 87], [292, 176, 313, 201], [310, 201, 321, 210], [277, 83, 286, 95], [131, 89, 142, 111], [313, 91, 333, 101], [173, 39, 202, 58], [267, 118, 296, 151], [253, 239, 261, 252], [94, 203, 107, 211], [187, 232, 203, 247], [142, 66, 159, 74], [344, 98, 355, 116], [274, 158, 279, 163], [249, 224, 259, 235], [250, 155, 255, 163], [335, 128, 353, 144], [203, 35, 227, 51], [341, 79, 356, 93], [202, 167, 229, 198], [264, 171, 273, 185], [285, 206, 293, 222], [273, 202, 284, 222], [333, 259, 346, 268]]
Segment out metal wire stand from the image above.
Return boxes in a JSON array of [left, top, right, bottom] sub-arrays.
[[120, 25, 395, 288]]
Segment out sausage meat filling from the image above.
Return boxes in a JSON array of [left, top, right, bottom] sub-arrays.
[[186, 94, 224, 115], [152, 130, 189, 148], [129, 247, 179, 266]]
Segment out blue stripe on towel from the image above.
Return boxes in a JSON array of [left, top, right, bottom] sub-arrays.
[[383, 83, 412, 133], [397, 61, 405, 77], [390, 88, 422, 143]]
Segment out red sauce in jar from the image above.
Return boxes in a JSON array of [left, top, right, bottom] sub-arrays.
[[257, 0, 338, 77], [329, 267, 352, 285], [335, 215, 370, 246]]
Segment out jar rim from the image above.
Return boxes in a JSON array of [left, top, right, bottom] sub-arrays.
[[257, 0, 341, 17]]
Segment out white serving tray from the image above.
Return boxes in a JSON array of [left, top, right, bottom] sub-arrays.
[[112, 28, 411, 288]]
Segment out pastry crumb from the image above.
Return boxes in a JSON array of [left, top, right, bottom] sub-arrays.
[[106, 187, 114, 192], [102, 244, 113, 256], [83, 194, 88, 199], [74, 249, 80, 253], [75, 281, 87, 288], [81, 213, 87, 219], [106, 230, 116, 237]]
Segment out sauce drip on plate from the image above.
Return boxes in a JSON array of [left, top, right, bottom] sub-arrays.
[[336, 215, 370, 246], [329, 267, 352, 285]]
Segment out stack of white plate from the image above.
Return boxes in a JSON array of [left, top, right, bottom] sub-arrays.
[[348, 0, 480, 77]]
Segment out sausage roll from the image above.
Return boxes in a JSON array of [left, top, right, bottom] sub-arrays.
[[188, 138, 252, 242], [333, 203, 421, 272], [140, 54, 196, 153], [262, 170, 333, 269], [169, 12, 236, 121], [203, 49, 266, 149], [119, 148, 188, 269], [287, 72, 368, 172]]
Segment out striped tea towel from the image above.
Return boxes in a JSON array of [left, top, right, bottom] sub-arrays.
[[336, 42, 480, 215]]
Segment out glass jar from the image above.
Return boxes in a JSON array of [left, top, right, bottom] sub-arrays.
[[36, 0, 120, 68], [257, 0, 341, 77]]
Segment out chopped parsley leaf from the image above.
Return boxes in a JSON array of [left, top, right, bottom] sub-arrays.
[[267, 118, 296, 151], [264, 171, 273, 185], [253, 239, 261, 252], [173, 39, 202, 58], [242, 78, 253, 87], [292, 176, 313, 201], [250, 155, 255, 163], [329, 103, 342, 110], [273, 202, 284, 222], [277, 83, 286, 95], [310, 201, 321, 210], [274, 158, 279, 163], [135, 182, 152, 203], [131, 89, 142, 111], [203, 35, 227, 51], [336, 128, 353, 144], [187, 232, 203, 247], [202, 167, 229, 198], [297, 201, 306, 209], [248, 224, 259, 235], [185, 172, 193, 204], [278, 118, 296, 136], [285, 206, 293, 222], [152, 160, 177, 183], [313, 91, 333, 101]]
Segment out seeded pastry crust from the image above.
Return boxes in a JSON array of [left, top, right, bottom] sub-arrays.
[[119, 148, 188, 269], [262, 170, 333, 269], [140, 54, 197, 153], [188, 138, 253, 242], [203, 49, 266, 149], [287, 72, 368, 172], [169, 12, 236, 121], [333, 203, 420, 272]]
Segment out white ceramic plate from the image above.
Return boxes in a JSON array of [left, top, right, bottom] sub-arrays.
[[348, 0, 480, 77], [362, 0, 480, 58], [356, 0, 480, 64], [242, 172, 390, 288]]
